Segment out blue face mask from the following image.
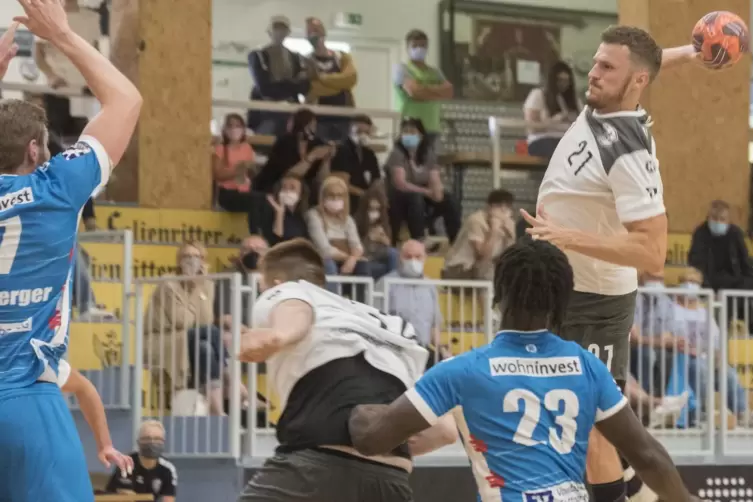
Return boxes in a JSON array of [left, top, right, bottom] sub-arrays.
[[408, 47, 427, 61], [708, 220, 729, 236], [401, 134, 420, 149]]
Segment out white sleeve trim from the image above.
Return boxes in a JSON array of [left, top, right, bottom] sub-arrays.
[[78, 134, 112, 188], [57, 359, 72, 388], [405, 388, 439, 425], [595, 395, 628, 422]]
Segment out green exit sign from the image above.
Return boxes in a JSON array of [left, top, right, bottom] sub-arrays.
[[334, 12, 363, 28], [346, 13, 363, 25]]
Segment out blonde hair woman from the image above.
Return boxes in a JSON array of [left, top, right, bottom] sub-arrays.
[[143, 241, 226, 415], [305, 176, 371, 280]]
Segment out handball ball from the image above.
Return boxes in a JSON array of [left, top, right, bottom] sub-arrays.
[[692, 11, 749, 69]]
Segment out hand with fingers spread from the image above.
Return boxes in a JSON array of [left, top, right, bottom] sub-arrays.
[[14, 0, 71, 42], [0, 22, 20, 81], [520, 206, 576, 250]]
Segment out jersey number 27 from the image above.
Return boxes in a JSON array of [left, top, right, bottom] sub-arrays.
[[504, 388, 579, 454]]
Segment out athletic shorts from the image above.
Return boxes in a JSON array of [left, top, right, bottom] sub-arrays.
[[0, 382, 93, 502], [239, 448, 413, 502], [558, 290, 637, 383]]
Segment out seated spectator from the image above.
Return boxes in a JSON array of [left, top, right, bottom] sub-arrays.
[[624, 371, 688, 427], [330, 114, 381, 212], [143, 241, 225, 415], [304, 17, 357, 141], [247, 15, 310, 136], [523, 61, 581, 159], [631, 273, 674, 393], [442, 189, 516, 280], [260, 174, 310, 246], [385, 117, 460, 244], [354, 186, 398, 280], [106, 420, 177, 501], [254, 108, 334, 205], [306, 176, 370, 280]]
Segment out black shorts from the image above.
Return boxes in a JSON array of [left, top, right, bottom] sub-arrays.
[[239, 448, 413, 502], [558, 290, 637, 383]]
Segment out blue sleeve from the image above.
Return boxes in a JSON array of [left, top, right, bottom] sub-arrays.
[[583, 351, 628, 422], [36, 135, 111, 210], [404, 355, 466, 425]]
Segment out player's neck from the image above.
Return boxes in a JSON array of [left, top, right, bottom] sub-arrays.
[[139, 455, 158, 470], [594, 97, 641, 115]]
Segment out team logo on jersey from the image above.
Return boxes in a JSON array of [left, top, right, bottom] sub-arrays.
[[62, 142, 92, 161], [0, 187, 34, 212], [596, 123, 618, 147], [152, 479, 162, 494], [489, 357, 582, 377], [0, 318, 32, 336], [525, 344, 537, 353], [524, 482, 589, 502]]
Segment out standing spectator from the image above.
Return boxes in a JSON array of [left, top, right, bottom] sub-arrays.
[[385, 117, 460, 244], [35, 0, 101, 140], [523, 61, 582, 159], [330, 114, 381, 212], [306, 176, 370, 279], [247, 15, 310, 136], [259, 174, 309, 246], [304, 17, 358, 141], [106, 420, 177, 502], [253, 108, 334, 205], [441, 189, 516, 280], [354, 186, 398, 280], [393, 29, 453, 148]]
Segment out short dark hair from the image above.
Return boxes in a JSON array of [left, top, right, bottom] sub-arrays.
[[0, 99, 48, 173], [601, 25, 663, 81], [487, 189, 514, 207], [493, 240, 573, 332], [351, 114, 372, 126], [405, 29, 428, 45], [710, 199, 730, 212], [261, 238, 326, 287]]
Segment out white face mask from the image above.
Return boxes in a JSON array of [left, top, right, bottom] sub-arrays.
[[325, 199, 345, 213], [401, 259, 424, 278], [680, 282, 701, 291], [279, 190, 299, 207], [368, 210, 380, 223], [642, 280, 664, 290], [181, 257, 202, 276]]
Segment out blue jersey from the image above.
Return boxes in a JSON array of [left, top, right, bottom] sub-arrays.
[[405, 330, 627, 502], [0, 136, 110, 390]]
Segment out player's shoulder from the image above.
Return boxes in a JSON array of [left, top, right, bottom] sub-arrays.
[[582, 107, 654, 175], [157, 456, 178, 474]]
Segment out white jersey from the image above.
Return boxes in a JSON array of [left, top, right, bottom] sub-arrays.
[[251, 280, 429, 410], [537, 107, 665, 295]]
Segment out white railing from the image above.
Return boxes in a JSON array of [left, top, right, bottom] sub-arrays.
[[488, 116, 538, 189]]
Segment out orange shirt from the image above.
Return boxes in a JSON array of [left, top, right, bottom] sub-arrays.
[[214, 143, 254, 192]]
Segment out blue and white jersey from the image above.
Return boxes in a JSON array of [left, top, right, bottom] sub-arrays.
[[0, 136, 110, 390], [405, 330, 627, 502]]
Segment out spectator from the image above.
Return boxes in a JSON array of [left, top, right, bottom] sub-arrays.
[[385, 117, 460, 244], [330, 114, 381, 212], [354, 186, 398, 280], [393, 29, 453, 148], [306, 176, 370, 280], [523, 61, 582, 159], [253, 108, 334, 205], [143, 241, 225, 415], [35, 0, 101, 140], [247, 15, 310, 136], [260, 174, 309, 246], [441, 189, 516, 280], [106, 420, 177, 502], [304, 17, 358, 141]]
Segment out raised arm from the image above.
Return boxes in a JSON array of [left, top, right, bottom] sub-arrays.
[[239, 295, 314, 363], [661, 45, 697, 71]]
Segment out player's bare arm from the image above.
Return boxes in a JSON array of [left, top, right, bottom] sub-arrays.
[[661, 45, 699, 69], [238, 299, 314, 362], [595, 406, 695, 502], [349, 397, 434, 456], [522, 208, 667, 275], [15, 0, 142, 166], [0, 22, 19, 81], [61, 368, 134, 474], [407, 413, 459, 456]]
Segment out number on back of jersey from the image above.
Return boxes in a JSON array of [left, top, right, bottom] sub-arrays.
[[350, 300, 416, 341]]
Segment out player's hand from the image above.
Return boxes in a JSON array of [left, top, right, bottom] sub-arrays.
[[14, 0, 71, 42], [98, 446, 134, 476], [239, 328, 283, 362], [0, 22, 19, 82], [521, 206, 575, 250]]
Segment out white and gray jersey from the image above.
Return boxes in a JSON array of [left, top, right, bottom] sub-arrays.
[[537, 107, 665, 296]]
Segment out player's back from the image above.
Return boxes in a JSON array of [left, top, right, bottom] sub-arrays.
[[443, 330, 625, 501], [0, 138, 109, 390]]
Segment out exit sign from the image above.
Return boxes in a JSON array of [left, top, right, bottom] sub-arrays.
[[334, 12, 363, 29]]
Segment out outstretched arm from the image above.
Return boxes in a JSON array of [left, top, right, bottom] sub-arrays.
[[661, 45, 698, 70], [349, 397, 433, 456], [239, 299, 314, 362], [0, 23, 19, 81]]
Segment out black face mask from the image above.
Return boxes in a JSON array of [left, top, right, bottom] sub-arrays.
[[242, 251, 259, 270]]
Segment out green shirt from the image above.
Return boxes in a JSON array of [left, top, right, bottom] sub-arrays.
[[393, 62, 446, 133]]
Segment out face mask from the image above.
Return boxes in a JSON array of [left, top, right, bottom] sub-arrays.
[[242, 251, 260, 270], [270, 30, 287, 44], [642, 280, 664, 290], [409, 47, 427, 61], [308, 35, 321, 47], [401, 259, 424, 278], [401, 134, 420, 149], [708, 220, 729, 236], [180, 257, 202, 276], [279, 191, 299, 207], [138, 441, 164, 459], [228, 127, 244, 142], [351, 132, 369, 145], [368, 210, 380, 223], [325, 199, 344, 212], [679, 282, 701, 291]]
